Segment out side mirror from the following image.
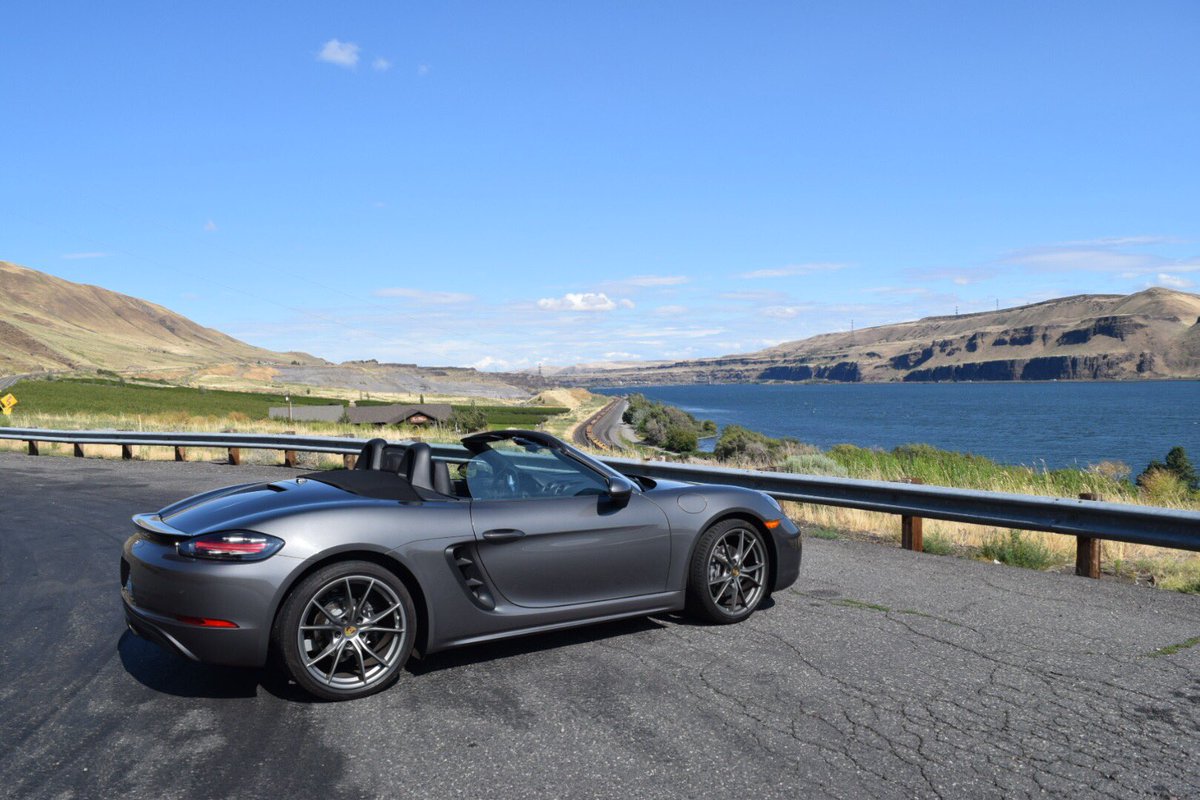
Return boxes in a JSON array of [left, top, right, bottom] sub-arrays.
[[606, 475, 635, 506]]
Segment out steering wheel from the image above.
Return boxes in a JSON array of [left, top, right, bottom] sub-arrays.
[[492, 462, 522, 498]]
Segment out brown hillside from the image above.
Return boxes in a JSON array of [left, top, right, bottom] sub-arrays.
[[0, 261, 310, 373], [559, 288, 1200, 385]]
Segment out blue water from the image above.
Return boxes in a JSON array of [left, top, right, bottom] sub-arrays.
[[595, 382, 1200, 471]]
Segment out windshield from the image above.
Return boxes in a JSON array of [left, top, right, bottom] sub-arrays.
[[464, 437, 612, 500]]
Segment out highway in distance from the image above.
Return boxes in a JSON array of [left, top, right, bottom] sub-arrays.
[[3, 452, 1199, 799]]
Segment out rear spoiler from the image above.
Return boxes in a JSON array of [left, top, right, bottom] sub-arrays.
[[132, 513, 191, 542]]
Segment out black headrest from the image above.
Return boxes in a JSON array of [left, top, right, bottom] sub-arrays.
[[355, 438, 387, 471], [399, 442, 434, 491], [432, 461, 452, 495]]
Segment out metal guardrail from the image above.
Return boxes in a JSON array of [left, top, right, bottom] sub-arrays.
[[4, 427, 1199, 572]]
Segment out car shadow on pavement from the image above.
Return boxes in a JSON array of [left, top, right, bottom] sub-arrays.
[[650, 594, 777, 627], [118, 630, 265, 699], [404, 616, 667, 676], [119, 616, 672, 701]]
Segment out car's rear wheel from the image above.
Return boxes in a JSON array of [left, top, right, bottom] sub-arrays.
[[687, 519, 770, 624], [274, 560, 416, 701]]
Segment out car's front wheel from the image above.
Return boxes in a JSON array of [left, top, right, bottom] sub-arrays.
[[687, 519, 770, 624], [273, 560, 416, 701]]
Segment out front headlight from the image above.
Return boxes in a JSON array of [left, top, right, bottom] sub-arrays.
[[178, 531, 284, 562]]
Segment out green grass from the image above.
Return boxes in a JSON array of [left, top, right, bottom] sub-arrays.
[[835, 598, 891, 612], [978, 530, 1062, 571], [8, 378, 566, 428], [809, 527, 840, 540], [1145, 636, 1200, 658], [921, 532, 955, 556], [826, 442, 1137, 502]]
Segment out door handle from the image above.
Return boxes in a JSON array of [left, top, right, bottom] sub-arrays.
[[482, 528, 527, 542]]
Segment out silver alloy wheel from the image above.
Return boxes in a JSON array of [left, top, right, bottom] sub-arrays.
[[707, 528, 766, 616], [297, 575, 407, 691]]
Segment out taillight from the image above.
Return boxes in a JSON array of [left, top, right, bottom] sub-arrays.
[[178, 532, 284, 562]]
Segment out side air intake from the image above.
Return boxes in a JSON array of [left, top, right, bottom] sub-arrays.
[[448, 545, 495, 610]]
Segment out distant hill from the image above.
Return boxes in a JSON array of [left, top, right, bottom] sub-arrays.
[[556, 288, 1200, 385], [0, 260, 315, 373], [0, 261, 538, 399]]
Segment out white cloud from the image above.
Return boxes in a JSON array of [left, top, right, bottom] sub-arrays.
[[1056, 235, 1180, 248], [61, 252, 110, 260], [622, 275, 688, 287], [417, 64, 431, 77], [762, 306, 804, 319], [1003, 247, 1151, 273], [654, 305, 688, 316], [372, 57, 391, 72], [374, 287, 475, 304], [738, 262, 846, 279], [470, 355, 512, 370], [318, 39, 360, 68], [536, 292, 633, 312], [1154, 273, 1195, 289], [864, 286, 932, 296], [203, 219, 218, 232], [719, 289, 790, 302]]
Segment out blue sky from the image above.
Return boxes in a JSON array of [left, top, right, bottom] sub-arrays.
[[3, 2, 1198, 369]]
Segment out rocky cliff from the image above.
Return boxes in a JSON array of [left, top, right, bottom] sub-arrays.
[[557, 288, 1200, 385]]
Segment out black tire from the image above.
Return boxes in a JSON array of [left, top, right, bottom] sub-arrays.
[[273, 560, 416, 701], [687, 519, 771, 624]]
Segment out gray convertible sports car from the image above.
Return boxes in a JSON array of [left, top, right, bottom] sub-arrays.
[[121, 430, 801, 700]]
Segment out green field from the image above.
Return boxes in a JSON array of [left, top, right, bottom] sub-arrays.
[[7, 378, 566, 428]]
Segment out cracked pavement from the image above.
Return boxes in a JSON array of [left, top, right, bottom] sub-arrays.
[[2, 451, 1199, 799]]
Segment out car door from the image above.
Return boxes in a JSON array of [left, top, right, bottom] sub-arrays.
[[466, 444, 671, 608]]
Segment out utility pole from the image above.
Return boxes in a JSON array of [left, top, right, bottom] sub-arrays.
[[285, 393, 292, 422]]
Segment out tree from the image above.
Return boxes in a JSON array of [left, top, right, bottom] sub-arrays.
[[664, 425, 698, 453], [1165, 446, 1198, 490], [1137, 446, 1198, 491], [449, 404, 488, 433]]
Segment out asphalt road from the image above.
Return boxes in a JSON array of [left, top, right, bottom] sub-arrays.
[[573, 397, 630, 450], [3, 451, 1200, 799]]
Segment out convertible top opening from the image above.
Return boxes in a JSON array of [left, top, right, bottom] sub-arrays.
[[301, 469, 422, 502]]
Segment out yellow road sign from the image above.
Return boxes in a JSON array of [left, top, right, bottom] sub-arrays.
[[0, 393, 16, 410], [1, 407, 10, 416]]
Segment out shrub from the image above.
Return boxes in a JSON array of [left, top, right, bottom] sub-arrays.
[[1087, 460, 1131, 483], [979, 530, 1058, 570], [448, 404, 488, 433], [623, 393, 713, 452], [1139, 468, 1189, 504], [779, 453, 849, 478], [921, 532, 955, 556], [664, 425, 698, 453], [1138, 446, 1198, 491], [714, 424, 777, 462]]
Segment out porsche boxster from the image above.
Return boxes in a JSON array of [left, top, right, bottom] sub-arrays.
[[121, 429, 801, 700]]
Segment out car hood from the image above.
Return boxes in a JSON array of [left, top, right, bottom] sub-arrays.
[[158, 477, 385, 536]]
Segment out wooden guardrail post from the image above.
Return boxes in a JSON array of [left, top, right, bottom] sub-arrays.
[[27, 440, 39, 456], [283, 450, 297, 468], [1075, 492, 1101, 578], [228, 447, 242, 465], [900, 478, 924, 552], [343, 454, 357, 469], [121, 444, 134, 460], [174, 446, 187, 462], [73, 443, 85, 458]]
